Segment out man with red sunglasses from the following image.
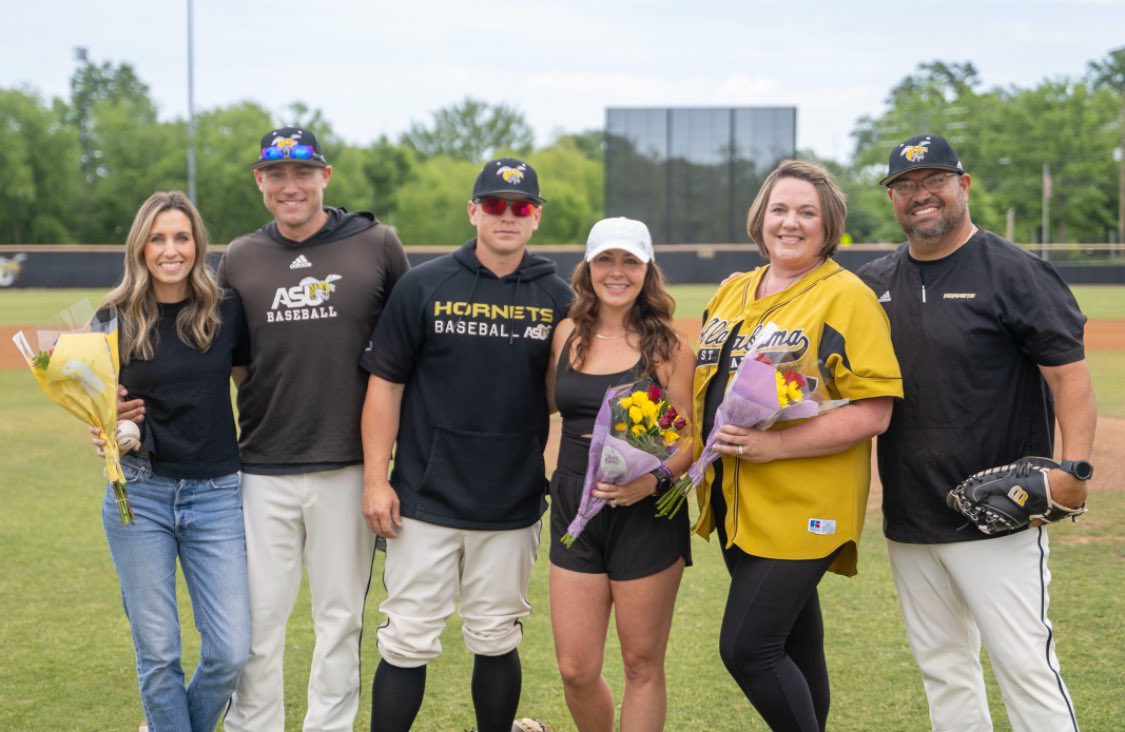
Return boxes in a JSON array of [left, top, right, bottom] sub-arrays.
[[217, 126, 409, 732], [360, 158, 571, 732]]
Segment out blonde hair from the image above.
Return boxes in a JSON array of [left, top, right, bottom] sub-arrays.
[[100, 191, 222, 362], [746, 160, 847, 259]]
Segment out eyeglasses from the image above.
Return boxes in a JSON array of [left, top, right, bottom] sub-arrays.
[[476, 197, 538, 218], [888, 172, 959, 198], [259, 144, 323, 163]]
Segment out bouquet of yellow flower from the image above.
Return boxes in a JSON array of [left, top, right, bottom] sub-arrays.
[[655, 322, 846, 519], [11, 301, 133, 524], [561, 378, 685, 547]]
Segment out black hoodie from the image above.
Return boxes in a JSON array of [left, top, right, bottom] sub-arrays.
[[362, 240, 572, 530], [220, 207, 409, 470]]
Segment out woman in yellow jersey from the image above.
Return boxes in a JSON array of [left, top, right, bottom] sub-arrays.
[[692, 161, 902, 731]]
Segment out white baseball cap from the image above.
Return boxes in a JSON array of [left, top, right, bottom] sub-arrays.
[[584, 217, 654, 263]]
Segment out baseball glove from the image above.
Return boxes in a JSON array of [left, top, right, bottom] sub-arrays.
[[946, 456, 1087, 535]]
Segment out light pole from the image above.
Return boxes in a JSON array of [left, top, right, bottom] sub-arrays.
[[186, 0, 197, 203], [1042, 162, 1051, 261]]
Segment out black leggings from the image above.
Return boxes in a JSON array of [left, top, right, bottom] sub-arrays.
[[718, 543, 841, 732]]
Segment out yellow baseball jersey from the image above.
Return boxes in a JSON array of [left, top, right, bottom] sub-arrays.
[[692, 259, 902, 576]]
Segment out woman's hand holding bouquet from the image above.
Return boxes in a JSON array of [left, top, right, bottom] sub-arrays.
[[655, 322, 846, 519], [561, 378, 685, 547]]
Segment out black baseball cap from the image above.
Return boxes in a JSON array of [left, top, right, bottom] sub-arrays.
[[472, 158, 545, 204], [251, 127, 328, 170], [880, 133, 964, 186]]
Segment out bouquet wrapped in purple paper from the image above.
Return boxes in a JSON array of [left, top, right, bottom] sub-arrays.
[[561, 378, 686, 547], [655, 322, 847, 519]]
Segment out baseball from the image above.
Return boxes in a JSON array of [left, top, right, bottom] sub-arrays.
[[115, 419, 141, 452]]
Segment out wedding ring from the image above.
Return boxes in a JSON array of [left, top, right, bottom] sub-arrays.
[[610, 499, 619, 508], [738, 445, 744, 456]]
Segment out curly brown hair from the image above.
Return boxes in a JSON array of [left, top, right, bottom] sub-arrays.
[[567, 259, 680, 379]]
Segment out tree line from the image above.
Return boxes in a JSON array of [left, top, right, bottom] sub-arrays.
[[2, 49, 1123, 247]]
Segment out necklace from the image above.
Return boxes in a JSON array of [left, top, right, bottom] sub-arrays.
[[767, 261, 821, 292], [595, 332, 628, 340]]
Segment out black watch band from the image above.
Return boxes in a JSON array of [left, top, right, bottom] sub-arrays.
[[1060, 460, 1094, 481], [650, 468, 674, 494]]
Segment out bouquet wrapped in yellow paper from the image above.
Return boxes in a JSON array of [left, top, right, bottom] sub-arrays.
[[11, 301, 133, 524]]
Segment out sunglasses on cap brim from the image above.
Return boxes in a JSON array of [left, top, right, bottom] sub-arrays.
[[259, 144, 323, 163]]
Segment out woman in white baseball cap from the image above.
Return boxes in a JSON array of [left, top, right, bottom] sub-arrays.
[[545, 217, 696, 731]]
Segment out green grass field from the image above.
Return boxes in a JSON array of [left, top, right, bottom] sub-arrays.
[[2, 286, 1123, 730]]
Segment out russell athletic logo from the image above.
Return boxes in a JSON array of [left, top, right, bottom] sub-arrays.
[[808, 518, 836, 535], [289, 254, 312, 269]]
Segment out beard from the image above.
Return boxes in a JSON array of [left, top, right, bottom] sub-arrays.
[[898, 196, 969, 246]]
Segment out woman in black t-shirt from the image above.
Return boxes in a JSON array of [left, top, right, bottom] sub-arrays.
[[96, 191, 250, 732]]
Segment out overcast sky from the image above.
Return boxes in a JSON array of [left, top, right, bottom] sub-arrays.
[[5, 0, 1123, 162]]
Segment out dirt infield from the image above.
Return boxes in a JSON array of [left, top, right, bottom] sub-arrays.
[[4, 320, 1121, 496]]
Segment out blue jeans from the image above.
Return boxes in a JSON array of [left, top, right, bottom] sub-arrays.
[[102, 454, 251, 732]]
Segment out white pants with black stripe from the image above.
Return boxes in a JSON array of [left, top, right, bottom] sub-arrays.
[[887, 528, 1078, 732], [226, 466, 377, 732]]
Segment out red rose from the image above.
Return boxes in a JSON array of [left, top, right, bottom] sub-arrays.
[[673, 417, 687, 430], [783, 369, 807, 389], [647, 384, 664, 402]]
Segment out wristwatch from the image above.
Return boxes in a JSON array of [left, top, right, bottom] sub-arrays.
[[650, 466, 674, 495], [1059, 460, 1094, 481]]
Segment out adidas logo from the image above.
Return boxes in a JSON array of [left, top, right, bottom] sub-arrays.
[[289, 254, 312, 270], [877, 290, 892, 303]]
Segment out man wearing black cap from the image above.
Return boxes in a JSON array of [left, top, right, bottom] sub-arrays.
[[858, 134, 1095, 731], [219, 127, 410, 731], [359, 158, 571, 732]]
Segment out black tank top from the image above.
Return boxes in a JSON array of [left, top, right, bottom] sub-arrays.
[[554, 337, 641, 476]]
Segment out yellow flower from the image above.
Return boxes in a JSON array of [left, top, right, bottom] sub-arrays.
[[662, 430, 680, 446], [614, 422, 627, 432], [786, 380, 803, 404], [775, 371, 789, 407], [618, 395, 634, 409], [629, 405, 644, 423], [631, 390, 651, 406], [641, 401, 659, 420], [632, 424, 646, 436]]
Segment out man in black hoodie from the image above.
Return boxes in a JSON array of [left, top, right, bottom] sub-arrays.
[[360, 158, 572, 732], [217, 127, 410, 732]]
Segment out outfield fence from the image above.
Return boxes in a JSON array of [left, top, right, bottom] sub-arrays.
[[1, 243, 1123, 288]]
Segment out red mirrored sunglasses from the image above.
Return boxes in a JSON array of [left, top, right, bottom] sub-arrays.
[[476, 197, 538, 218]]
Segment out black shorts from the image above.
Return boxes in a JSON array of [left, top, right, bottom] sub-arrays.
[[548, 470, 692, 580]]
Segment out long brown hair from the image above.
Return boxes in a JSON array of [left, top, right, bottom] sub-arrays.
[[100, 191, 222, 362], [567, 259, 679, 379]]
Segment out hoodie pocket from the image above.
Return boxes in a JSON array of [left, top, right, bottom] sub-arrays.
[[418, 427, 546, 525]]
